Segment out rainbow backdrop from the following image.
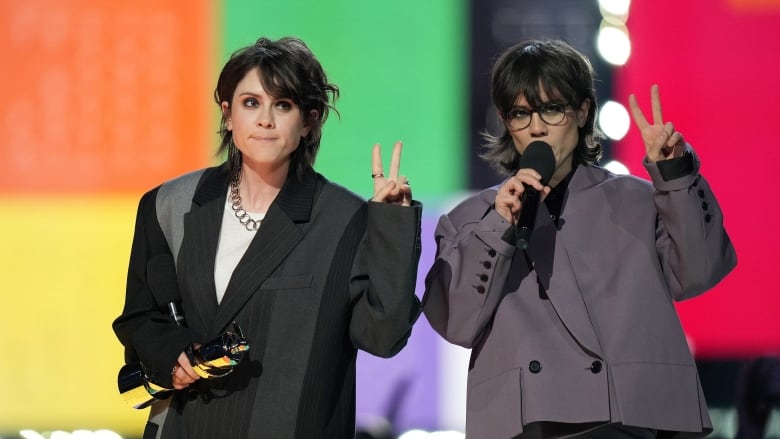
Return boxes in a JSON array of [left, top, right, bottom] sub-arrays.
[[0, 0, 466, 434]]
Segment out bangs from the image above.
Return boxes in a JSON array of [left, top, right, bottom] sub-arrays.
[[494, 43, 586, 115], [506, 64, 576, 108], [254, 60, 303, 104]]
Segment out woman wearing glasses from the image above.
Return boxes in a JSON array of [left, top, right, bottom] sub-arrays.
[[422, 40, 736, 438]]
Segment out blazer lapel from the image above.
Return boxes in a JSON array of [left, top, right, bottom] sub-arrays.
[[177, 167, 230, 334], [542, 165, 610, 358], [210, 203, 303, 335], [209, 168, 318, 336]]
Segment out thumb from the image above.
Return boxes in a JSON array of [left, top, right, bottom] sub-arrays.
[[372, 180, 397, 202]]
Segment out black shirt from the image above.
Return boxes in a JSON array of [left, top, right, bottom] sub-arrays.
[[544, 166, 576, 226]]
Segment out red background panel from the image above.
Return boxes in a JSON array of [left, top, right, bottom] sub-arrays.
[[615, 0, 780, 357]]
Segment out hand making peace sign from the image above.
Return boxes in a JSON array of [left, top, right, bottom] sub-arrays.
[[629, 84, 686, 163], [371, 141, 412, 206]]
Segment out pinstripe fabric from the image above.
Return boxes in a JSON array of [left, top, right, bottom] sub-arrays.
[[118, 165, 422, 439], [294, 204, 367, 438]]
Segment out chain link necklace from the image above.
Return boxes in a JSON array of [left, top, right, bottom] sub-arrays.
[[229, 173, 262, 231]]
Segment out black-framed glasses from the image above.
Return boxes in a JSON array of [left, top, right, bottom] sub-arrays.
[[504, 103, 569, 131]]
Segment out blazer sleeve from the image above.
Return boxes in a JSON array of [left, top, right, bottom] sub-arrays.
[[421, 192, 519, 348], [644, 145, 737, 301], [112, 187, 200, 388], [348, 201, 423, 358]]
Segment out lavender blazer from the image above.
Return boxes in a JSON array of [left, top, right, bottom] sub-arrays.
[[422, 148, 736, 438]]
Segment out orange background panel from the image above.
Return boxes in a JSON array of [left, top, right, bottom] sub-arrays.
[[0, 0, 216, 194]]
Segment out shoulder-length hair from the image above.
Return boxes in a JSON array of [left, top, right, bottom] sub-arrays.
[[481, 39, 603, 175], [214, 36, 340, 178]]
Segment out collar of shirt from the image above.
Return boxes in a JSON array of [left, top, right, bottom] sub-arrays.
[[544, 165, 577, 222]]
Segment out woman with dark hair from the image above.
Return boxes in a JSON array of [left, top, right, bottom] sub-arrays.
[[113, 36, 421, 439], [422, 39, 736, 438], [481, 39, 602, 176]]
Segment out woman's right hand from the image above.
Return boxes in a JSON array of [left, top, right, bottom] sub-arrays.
[[171, 351, 201, 389], [371, 141, 412, 206], [495, 168, 550, 224]]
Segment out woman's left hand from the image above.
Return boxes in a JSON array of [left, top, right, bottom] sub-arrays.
[[629, 84, 686, 162], [371, 141, 412, 206]]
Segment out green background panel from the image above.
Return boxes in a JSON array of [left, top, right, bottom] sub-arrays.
[[220, 0, 468, 199]]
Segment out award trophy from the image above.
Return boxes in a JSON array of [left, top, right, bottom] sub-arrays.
[[117, 304, 250, 409]]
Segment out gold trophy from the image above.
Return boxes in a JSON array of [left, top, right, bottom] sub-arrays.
[[118, 321, 249, 409], [117, 255, 250, 409]]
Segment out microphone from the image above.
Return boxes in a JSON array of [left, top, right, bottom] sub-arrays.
[[514, 141, 556, 249]]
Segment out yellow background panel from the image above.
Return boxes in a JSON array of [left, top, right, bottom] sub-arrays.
[[0, 196, 147, 434]]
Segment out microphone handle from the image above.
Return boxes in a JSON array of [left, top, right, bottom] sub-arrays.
[[167, 302, 186, 327], [515, 185, 541, 250], [168, 302, 198, 371]]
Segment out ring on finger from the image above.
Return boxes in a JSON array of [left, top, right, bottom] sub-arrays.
[[371, 173, 384, 178]]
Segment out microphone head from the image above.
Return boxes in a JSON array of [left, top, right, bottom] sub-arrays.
[[146, 254, 181, 306], [517, 141, 556, 185]]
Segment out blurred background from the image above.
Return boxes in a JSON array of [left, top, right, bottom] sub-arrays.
[[1, 0, 779, 438]]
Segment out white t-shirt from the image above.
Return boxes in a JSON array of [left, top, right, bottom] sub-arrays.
[[214, 191, 264, 304]]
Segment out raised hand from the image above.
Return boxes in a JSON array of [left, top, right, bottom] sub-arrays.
[[629, 84, 686, 162], [371, 141, 412, 206]]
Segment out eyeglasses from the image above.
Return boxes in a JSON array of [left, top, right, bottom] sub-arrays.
[[504, 103, 569, 131]]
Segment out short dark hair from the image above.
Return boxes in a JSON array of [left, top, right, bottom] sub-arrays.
[[214, 36, 340, 178], [481, 39, 603, 175]]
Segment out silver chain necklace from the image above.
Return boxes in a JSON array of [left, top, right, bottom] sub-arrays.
[[229, 173, 262, 231]]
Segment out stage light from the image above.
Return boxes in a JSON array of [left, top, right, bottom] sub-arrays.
[[599, 100, 631, 140], [604, 160, 630, 175], [398, 431, 465, 439], [598, 0, 631, 18], [430, 432, 465, 439], [17, 431, 124, 439], [399, 430, 429, 439], [79, 431, 122, 439], [596, 24, 631, 66]]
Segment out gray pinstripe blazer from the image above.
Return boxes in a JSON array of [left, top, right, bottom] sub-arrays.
[[114, 165, 422, 439]]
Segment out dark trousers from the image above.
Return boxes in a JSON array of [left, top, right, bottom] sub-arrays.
[[736, 356, 780, 439]]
